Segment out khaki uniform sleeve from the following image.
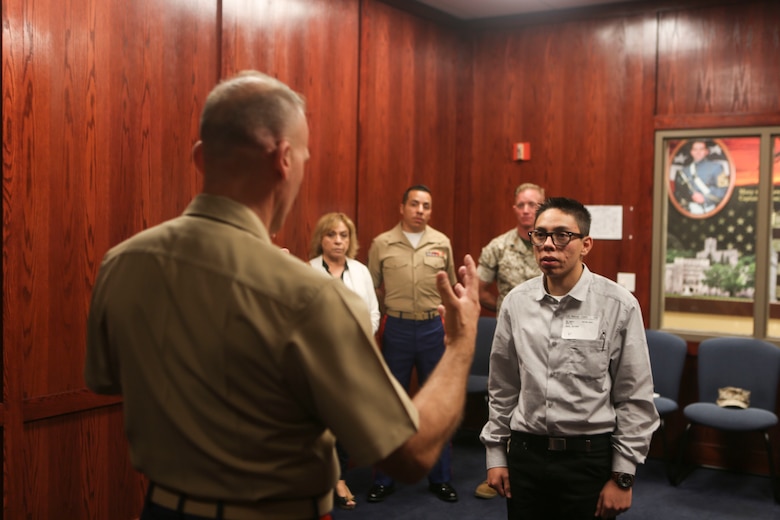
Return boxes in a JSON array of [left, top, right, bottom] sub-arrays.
[[367, 239, 383, 289], [84, 257, 122, 395], [283, 281, 418, 466]]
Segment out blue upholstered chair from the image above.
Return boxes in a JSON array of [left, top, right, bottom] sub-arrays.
[[646, 329, 688, 483], [466, 316, 497, 395], [676, 337, 780, 502]]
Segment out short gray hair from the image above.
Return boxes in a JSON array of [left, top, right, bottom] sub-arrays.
[[515, 183, 545, 198], [199, 71, 306, 158]]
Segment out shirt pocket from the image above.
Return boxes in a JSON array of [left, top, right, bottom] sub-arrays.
[[422, 251, 447, 271], [565, 338, 609, 383], [385, 257, 409, 270]]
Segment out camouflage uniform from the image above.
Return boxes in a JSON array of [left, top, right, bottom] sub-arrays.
[[477, 228, 541, 313]]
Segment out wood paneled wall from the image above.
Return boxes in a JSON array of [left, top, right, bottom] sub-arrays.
[[656, 1, 780, 127], [3, 0, 217, 517], [468, 12, 658, 313], [3, 0, 780, 517]]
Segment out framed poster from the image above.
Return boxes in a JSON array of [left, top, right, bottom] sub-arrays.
[[651, 126, 780, 339], [664, 136, 759, 299]]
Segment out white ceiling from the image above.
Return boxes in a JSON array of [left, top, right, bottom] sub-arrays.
[[414, 0, 647, 19]]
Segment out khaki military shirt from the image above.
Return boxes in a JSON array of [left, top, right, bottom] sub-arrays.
[[85, 194, 418, 508], [477, 228, 541, 312], [368, 223, 456, 313]]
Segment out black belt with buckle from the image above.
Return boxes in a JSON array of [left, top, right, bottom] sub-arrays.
[[511, 431, 611, 453]]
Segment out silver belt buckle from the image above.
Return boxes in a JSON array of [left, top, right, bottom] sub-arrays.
[[548, 437, 566, 451]]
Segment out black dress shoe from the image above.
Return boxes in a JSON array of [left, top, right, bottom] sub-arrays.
[[367, 483, 395, 503], [428, 482, 458, 502]]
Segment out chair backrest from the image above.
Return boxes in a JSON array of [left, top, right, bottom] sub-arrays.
[[697, 337, 780, 411], [470, 316, 497, 377], [646, 329, 688, 402]]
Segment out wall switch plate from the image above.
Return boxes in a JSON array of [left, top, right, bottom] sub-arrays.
[[617, 272, 636, 292]]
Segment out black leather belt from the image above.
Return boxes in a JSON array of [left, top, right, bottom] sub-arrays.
[[511, 431, 611, 453]]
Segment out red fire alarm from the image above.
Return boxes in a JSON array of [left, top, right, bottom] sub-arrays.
[[513, 142, 531, 161]]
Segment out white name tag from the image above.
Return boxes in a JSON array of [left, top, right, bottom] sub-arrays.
[[561, 315, 601, 340]]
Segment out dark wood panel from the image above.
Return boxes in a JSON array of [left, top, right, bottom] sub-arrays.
[[221, 0, 360, 261], [3, 0, 216, 400], [377, 0, 464, 28], [657, 1, 780, 117], [357, 0, 466, 263], [655, 112, 780, 130], [24, 406, 145, 520], [465, 0, 740, 29], [468, 13, 658, 317], [665, 296, 754, 317], [22, 389, 121, 423]]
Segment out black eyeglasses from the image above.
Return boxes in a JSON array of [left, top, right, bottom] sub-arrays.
[[528, 230, 585, 247]]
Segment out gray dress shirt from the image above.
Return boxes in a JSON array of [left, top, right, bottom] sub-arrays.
[[481, 265, 659, 474]]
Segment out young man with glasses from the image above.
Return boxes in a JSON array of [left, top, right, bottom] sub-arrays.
[[480, 197, 659, 519]]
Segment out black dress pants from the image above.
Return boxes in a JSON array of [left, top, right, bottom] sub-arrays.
[[506, 431, 612, 520]]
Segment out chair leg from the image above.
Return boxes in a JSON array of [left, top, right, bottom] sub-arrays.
[[674, 422, 695, 486], [658, 417, 676, 485], [761, 431, 780, 503]]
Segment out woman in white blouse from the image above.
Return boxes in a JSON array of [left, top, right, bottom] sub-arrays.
[[308, 212, 380, 509], [309, 212, 380, 335]]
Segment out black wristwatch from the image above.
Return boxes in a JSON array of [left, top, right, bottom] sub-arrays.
[[611, 472, 634, 490]]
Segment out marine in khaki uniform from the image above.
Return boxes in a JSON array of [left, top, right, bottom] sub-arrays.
[[85, 71, 481, 520], [367, 185, 460, 504]]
